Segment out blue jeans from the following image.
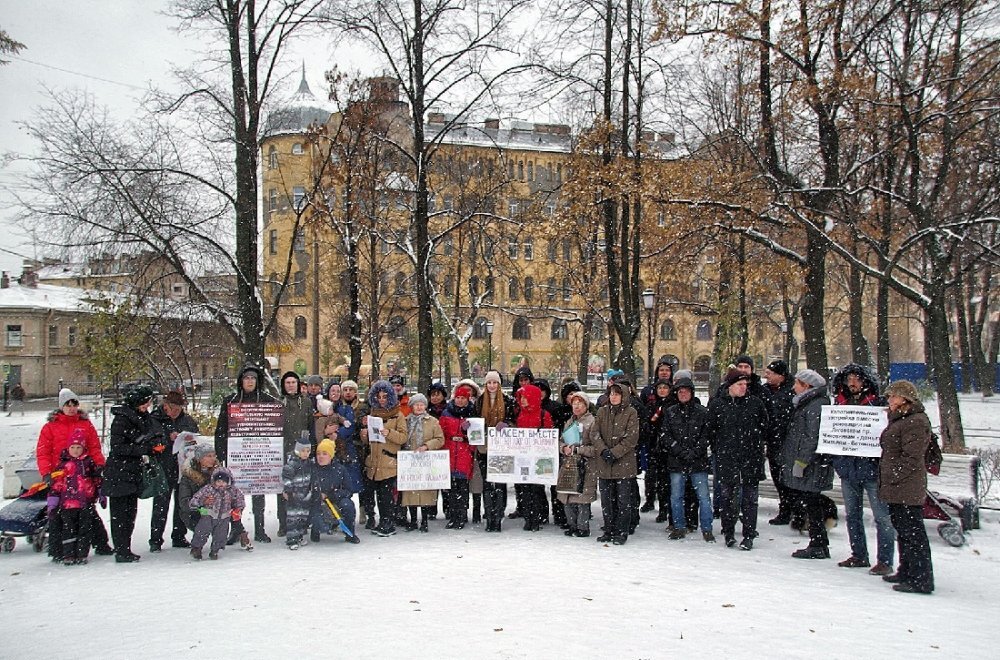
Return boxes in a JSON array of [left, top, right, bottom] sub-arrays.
[[841, 477, 895, 566], [670, 472, 714, 532]]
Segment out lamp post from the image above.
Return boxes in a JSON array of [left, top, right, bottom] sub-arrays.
[[642, 288, 655, 384], [486, 320, 495, 372]]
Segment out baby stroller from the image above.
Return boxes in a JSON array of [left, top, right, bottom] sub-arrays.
[[923, 489, 975, 547], [0, 485, 49, 553]]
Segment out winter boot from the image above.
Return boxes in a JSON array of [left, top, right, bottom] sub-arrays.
[[239, 531, 254, 552], [254, 516, 271, 543], [472, 494, 482, 524], [209, 550, 219, 560], [191, 547, 203, 560], [310, 528, 322, 543]]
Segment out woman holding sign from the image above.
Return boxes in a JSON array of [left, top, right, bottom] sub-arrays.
[[388, 394, 445, 532], [439, 383, 480, 530], [360, 380, 406, 537], [474, 371, 518, 532], [556, 391, 598, 537]]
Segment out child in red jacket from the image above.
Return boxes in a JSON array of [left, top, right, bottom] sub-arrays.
[[49, 430, 103, 565]]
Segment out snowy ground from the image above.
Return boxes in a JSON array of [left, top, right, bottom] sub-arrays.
[[1, 396, 998, 659]]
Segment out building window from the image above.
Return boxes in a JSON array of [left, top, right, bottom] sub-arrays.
[[527, 161, 533, 181], [485, 276, 495, 301], [513, 317, 531, 340], [469, 275, 480, 298], [547, 240, 557, 263], [556, 163, 562, 183], [508, 237, 519, 259], [5, 325, 23, 347], [518, 161, 524, 180], [546, 277, 556, 301], [696, 320, 712, 341], [269, 188, 278, 214], [293, 271, 305, 296], [294, 316, 307, 339], [388, 316, 408, 340], [523, 276, 534, 301], [657, 212, 666, 227], [551, 319, 568, 340], [508, 200, 520, 217], [590, 323, 605, 340], [444, 275, 454, 296], [507, 160, 514, 179], [562, 238, 572, 262], [508, 277, 519, 301], [545, 201, 556, 217], [171, 283, 186, 297], [472, 317, 488, 340], [268, 146, 278, 169], [660, 319, 676, 341], [293, 186, 306, 212], [293, 228, 306, 252], [523, 238, 533, 261], [443, 236, 454, 256], [292, 142, 304, 155], [68, 326, 77, 347], [48, 325, 59, 347], [269, 229, 278, 255], [562, 277, 571, 301]]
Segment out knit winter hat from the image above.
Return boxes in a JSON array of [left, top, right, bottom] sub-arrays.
[[341, 380, 359, 391], [484, 370, 502, 385], [409, 393, 428, 408], [766, 360, 789, 377], [194, 444, 216, 461], [674, 377, 696, 393], [734, 355, 755, 369], [68, 429, 86, 448], [566, 391, 590, 408], [306, 375, 324, 386], [58, 388, 79, 407], [794, 369, 826, 389], [885, 380, 920, 403], [294, 437, 312, 453], [674, 369, 693, 382], [454, 385, 473, 399], [211, 469, 231, 484], [124, 385, 155, 408], [724, 368, 750, 387], [316, 439, 335, 457]]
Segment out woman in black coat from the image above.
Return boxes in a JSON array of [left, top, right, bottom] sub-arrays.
[[104, 386, 164, 563]]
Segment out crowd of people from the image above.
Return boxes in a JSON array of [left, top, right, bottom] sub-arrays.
[[32, 357, 936, 594]]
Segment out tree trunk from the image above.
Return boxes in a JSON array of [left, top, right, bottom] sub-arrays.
[[968, 264, 992, 397], [987, 314, 1000, 397], [876, 277, 891, 377], [578, 311, 594, 384], [848, 263, 872, 366], [800, 228, 829, 371], [953, 279, 973, 393], [926, 292, 965, 451]]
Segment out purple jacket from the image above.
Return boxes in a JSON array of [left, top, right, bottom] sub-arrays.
[[189, 467, 246, 520]]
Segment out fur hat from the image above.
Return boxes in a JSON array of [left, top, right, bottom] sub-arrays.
[[409, 393, 428, 408], [794, 369, 826, 389], [453, 379, 480, 399], [194, 444, 216, 461], [724, 368, 750, 387], [427, 382, 449, 398], [58, 388, 79, 407], [316, 439, 335, 457], [765, 360, 789, 377], [885, 380, 920, 403]]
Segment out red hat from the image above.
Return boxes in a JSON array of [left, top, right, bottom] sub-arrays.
[[454, 385, 473, 399]]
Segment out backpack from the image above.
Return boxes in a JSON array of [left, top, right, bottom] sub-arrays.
[[925, 432, 943, 476]]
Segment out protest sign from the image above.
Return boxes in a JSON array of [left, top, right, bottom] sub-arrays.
[[397, 450, 451, 491], [817, 405, 887, 458], [467, 418, 486, 446], [368, 415, 386, 443], [225, 402, 285, 495], [486, 427, 559, 485]]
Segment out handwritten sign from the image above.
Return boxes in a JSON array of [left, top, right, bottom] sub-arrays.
[[397, 450, 451, 491], [817, 405, 887, 458], [486, 427, 559, 485]]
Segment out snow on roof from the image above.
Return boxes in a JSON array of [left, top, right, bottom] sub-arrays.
[[34, 262, 87, 280], [427, 123, 573, 154], [0, 283, 220, 322]]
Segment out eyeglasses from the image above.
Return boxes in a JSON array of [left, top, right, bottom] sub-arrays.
[[64, 400, 80, 407]]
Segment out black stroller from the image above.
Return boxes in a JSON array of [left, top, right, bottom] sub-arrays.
[[0, 486, 49, 553]]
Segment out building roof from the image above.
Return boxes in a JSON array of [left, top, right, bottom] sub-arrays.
[[263, 65, 334, 138], [0, 282, 219, 322]]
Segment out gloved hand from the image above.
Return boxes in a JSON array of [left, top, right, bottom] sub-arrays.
[[43, 473, 54, 488], [494, 422, 507, 432], [460, 419, 471, 432], [46, 494, 60, 518], [601, 449, 615, 464], [99, 495, 108, 509], [792, 460, 808, 478], [231, 509, 242, 522], [189, 509, 201, 527], [198, 506, 211, 516], [152, 442, 166, 454]]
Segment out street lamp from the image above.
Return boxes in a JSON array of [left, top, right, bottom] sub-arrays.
[[642, 288, 656, 383], [485, 320, 495, 372]]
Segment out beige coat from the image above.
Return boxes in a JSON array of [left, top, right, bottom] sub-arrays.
[[365, 408, 406, 481], [389, 413, 446, 506], [557, 412, 598, 504]]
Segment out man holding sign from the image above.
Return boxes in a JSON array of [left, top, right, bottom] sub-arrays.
[[829, 364, 895, 576]]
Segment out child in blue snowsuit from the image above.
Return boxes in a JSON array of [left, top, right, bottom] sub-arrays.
[[311, 438, 360, 544]]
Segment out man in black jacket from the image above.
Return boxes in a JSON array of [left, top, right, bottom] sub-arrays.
[[215, 365, 279, 543], [661, 378, 715, 542], [760, 360, 797, 525], [149, 391, 200, 551]]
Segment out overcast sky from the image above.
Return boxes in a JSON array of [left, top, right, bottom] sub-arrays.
[[0, 1, 343, 276]]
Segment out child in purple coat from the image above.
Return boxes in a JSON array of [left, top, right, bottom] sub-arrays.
[[189, 467, 245, 560]]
